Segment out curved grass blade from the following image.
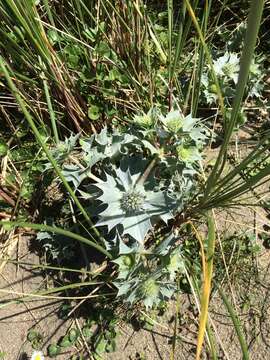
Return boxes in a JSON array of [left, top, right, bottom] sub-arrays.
[[0, 221, 112, 259], [0, 281, 115, 309], [184, 0, 224, 114], [0, 56, 106, 249]]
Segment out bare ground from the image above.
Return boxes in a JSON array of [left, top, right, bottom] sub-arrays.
[[0, 206, 270, 359]]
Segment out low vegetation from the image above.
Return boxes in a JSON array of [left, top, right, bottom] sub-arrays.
[[0, 0, 269, 359]]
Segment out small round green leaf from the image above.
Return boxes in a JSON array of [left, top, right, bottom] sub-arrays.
[[59, 336, 72, 348], [88, 105, 100, 121], [68, 328, 79, 343], [48, 344, 61, 358]]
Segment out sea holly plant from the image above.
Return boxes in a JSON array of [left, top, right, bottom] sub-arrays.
[[113, 233, 185, 309], [39, 107, 209, 307], [202, 51, 264, 105]]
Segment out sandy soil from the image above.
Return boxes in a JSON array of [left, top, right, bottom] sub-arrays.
[[0, 206, 269, 360], [0, 236, 70, 360]]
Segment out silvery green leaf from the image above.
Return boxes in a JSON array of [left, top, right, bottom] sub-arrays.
[[141, 140, 159, 155], [182, 114, 199, 132], [36, 231, 52, 241], [43, 134, 80, 171], [115, 281, 133, 297], [95, 173, 119, 197], [126, 287, 139, 304], [149, 190, 176, 213], [155, 233, 176, 255], [119, 237, 139, 254], [201, 73, 209, 87], [104, 137, 121, 157], [65, 133, 80, 151], [143, 295, 156, 309], [95, 127, 108, 145], [62, 164, 86, 189], [80, 135, 94, 153], [213, 52, 239, 83], [97, 206, 124, 232], [115, 168, 133, 191], [160, 284, 175, 298], [83, 147, 105, 168], [147, 190, 170, 207], [190, 127, 207, 144], [122, 213, 152, 244], [166, 250, 184, 280]]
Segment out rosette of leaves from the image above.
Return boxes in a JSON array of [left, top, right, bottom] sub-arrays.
[[58, 111, 207, 196], [80, 126, 157, 169], [157, 110, 208, 169], [93, 165, 175, 244], [113, 234, 185, 308]]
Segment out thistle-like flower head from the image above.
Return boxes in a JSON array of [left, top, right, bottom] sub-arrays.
[[213, 52, 239, 83], [94, 167, 174, 244]]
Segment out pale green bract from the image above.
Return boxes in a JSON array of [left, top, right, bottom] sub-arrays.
[[202, 49, 264, 105], [160, 109, 184, 133], [133, 109, 154, 128], [213, 52, 239, 84], [94, 168, 175, 244]]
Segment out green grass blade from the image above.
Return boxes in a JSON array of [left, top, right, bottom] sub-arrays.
[[184, 0, 224, 113], [39, 57, 59, 144], [218, 287, 249, 360], [0, 56, 105, 246], [172, 1, 187, 78], [191, 0, 212, 116], [204, 0, 265, 196], [0, 221, 112, 259]]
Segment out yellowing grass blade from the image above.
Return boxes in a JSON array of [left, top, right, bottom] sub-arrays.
[[196, 212, 215, 360]]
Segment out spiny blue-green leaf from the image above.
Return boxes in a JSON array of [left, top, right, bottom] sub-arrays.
[[93, 167, 174, 244], [62, 164, 88, 189]]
